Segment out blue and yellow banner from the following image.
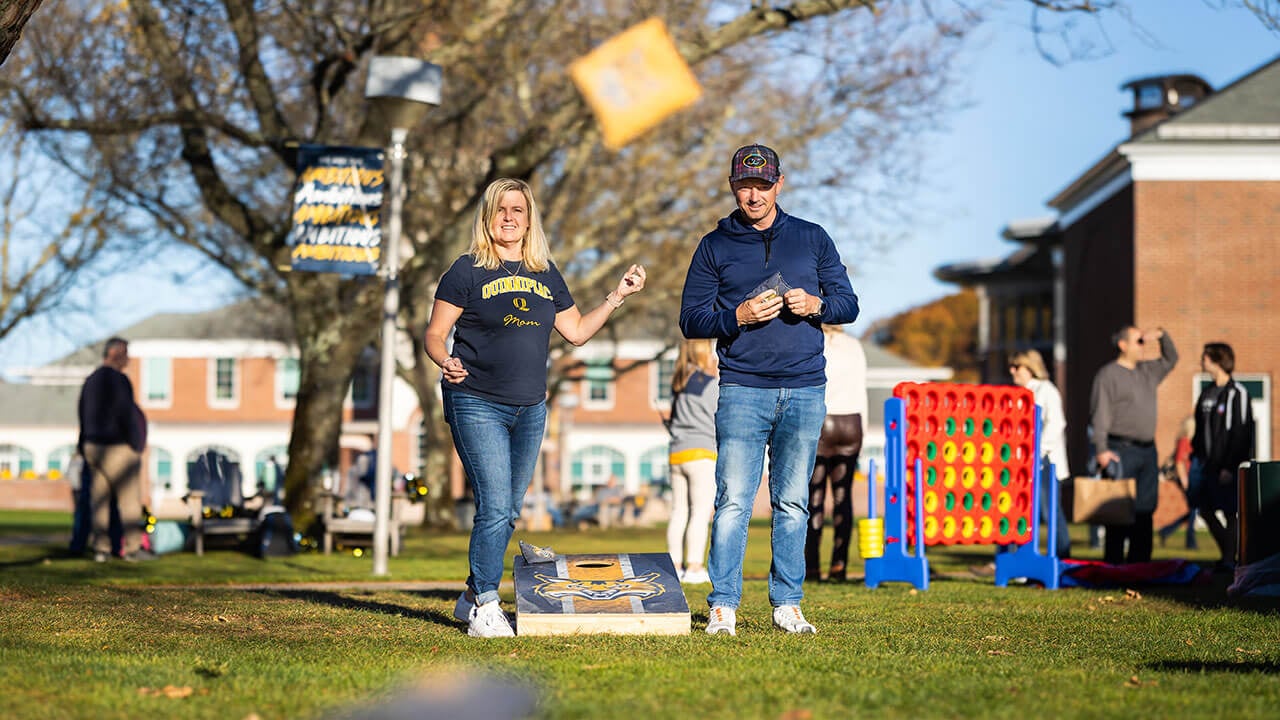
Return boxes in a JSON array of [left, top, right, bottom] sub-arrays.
[[286, 145, 385, 275]]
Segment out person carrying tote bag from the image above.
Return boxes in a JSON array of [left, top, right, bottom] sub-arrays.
[[1072, 457, 1137, 528]]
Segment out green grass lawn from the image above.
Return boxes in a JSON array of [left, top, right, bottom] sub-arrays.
[[1, 511, 1276, 719]]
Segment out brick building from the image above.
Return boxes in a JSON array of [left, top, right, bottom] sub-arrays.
[[936, 55, 1279, 476], [0, 298, 413, 514], [4, 303, 948, 517]]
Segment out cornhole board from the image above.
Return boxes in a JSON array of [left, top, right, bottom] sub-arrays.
[[514, 552, 690, 636]]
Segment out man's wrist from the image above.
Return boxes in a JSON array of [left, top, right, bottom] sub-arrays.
[[809, 297, 824, 318]]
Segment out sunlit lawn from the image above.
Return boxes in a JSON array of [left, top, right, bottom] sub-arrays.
[[1, 509, 1277, 720]]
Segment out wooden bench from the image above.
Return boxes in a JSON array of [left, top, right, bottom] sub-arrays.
[[185, 490, 259, 556], [318, 491, 422, 556]]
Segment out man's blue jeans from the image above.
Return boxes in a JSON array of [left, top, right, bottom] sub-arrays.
[[443, 389, 547, 606], [707, 384, 825, 610]]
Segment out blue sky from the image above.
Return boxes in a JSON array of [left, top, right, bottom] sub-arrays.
[[845, 0, 1279, 324], [1, 1, 1277, 377]]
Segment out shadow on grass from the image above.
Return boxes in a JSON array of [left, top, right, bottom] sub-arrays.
[[1143, 659, 1280, 674], [0, 553, 66, 570], [261, 588, 459, 629], [406, 589, 463, 603], [1137, 573, 1280, 615]]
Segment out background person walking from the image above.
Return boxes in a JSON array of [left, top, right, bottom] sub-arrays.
[[805, 326, 867, 582], [665, 338, 720, 585], [1090, 326, 1177, 564], [77, 337, 151, 563], [1191, 342, 1254, 569], [1008, 349, 1071, 558]]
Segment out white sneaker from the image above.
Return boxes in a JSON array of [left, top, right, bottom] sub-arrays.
[[468, 600, 515, 638], [772, 605, 816, 634], [453, 591, 475, 623], [705, 606, 736, 636], [682, 568, 710, 584]]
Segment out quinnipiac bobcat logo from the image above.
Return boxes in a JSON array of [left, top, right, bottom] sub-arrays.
[[532, 572, 666, 602]]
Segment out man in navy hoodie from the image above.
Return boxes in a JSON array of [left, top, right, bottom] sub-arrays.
[[679, 144, 859, 636]]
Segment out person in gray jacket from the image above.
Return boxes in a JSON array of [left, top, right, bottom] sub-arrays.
[[666, 338, 719, 585], [1090, 326, 1177, 564]]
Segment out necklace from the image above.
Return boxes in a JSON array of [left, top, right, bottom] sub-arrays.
[[502, 258, 523, 277]]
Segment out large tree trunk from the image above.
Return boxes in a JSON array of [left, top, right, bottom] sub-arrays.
[[281, 273, 382, 521], [402, 279, 454, 528], [0, 0, 44, 67]]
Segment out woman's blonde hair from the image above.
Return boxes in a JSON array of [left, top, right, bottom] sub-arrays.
[[1008, 349, 1049, 380], [469, 178, 552, 272], [671, 338, 717, 393]]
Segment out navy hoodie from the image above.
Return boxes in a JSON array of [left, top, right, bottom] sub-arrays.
[[679, 207, 859, 388]]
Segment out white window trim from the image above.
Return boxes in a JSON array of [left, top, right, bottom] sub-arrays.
[[275, 356, 300, 409], [207, 357, 240, 410], [580, 372, 615, 411], [140, 356, 173, 409], [649, 352, 677, 412]]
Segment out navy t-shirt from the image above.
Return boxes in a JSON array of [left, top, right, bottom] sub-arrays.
[[435, 254, 575, 405]]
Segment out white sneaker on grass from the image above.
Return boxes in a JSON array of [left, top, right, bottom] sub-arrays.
[[468, 600, 515, 638], [705, 606, 736, 636], [772, 605, 816, 634], [682, 568, 710, 584]]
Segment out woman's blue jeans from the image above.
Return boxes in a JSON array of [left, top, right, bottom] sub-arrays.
[[443, 389, 547, 606], [707, 384, 825, 610]]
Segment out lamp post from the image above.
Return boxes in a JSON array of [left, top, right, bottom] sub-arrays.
[[364, 56, 441, 576]]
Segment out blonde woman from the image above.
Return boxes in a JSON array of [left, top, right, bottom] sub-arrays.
[[1008, 349, 1070, 557], [666, 338, 719, 584], [425, 178, 646, 637]]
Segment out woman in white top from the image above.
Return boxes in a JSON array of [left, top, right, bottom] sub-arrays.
[[1009, 349, 1071, 558], [805, 326, 867, 581]]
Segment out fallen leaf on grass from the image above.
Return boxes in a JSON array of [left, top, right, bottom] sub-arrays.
[[507, 651, 518, 658], [983, 635, 1007, 641], [1123, 676, 1158, 688], [778, 710, 813, 720], [216, 615, 228, 622], [1236, 647, 1262, 655], [1125, 589, 1142, 600], [1184, 639, 1194, 646], [908, 589, 918, 596], [987, 650, 1014, 656]]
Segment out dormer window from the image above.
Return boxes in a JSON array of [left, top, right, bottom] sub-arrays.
[[1136, 83, 1164, 110]]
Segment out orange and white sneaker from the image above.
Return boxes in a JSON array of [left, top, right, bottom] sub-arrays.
[[705, 606, 737, 636], [772, 605, 816, 634]]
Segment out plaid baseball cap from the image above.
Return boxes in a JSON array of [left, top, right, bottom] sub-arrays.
[[729, 144, 781, 184]]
